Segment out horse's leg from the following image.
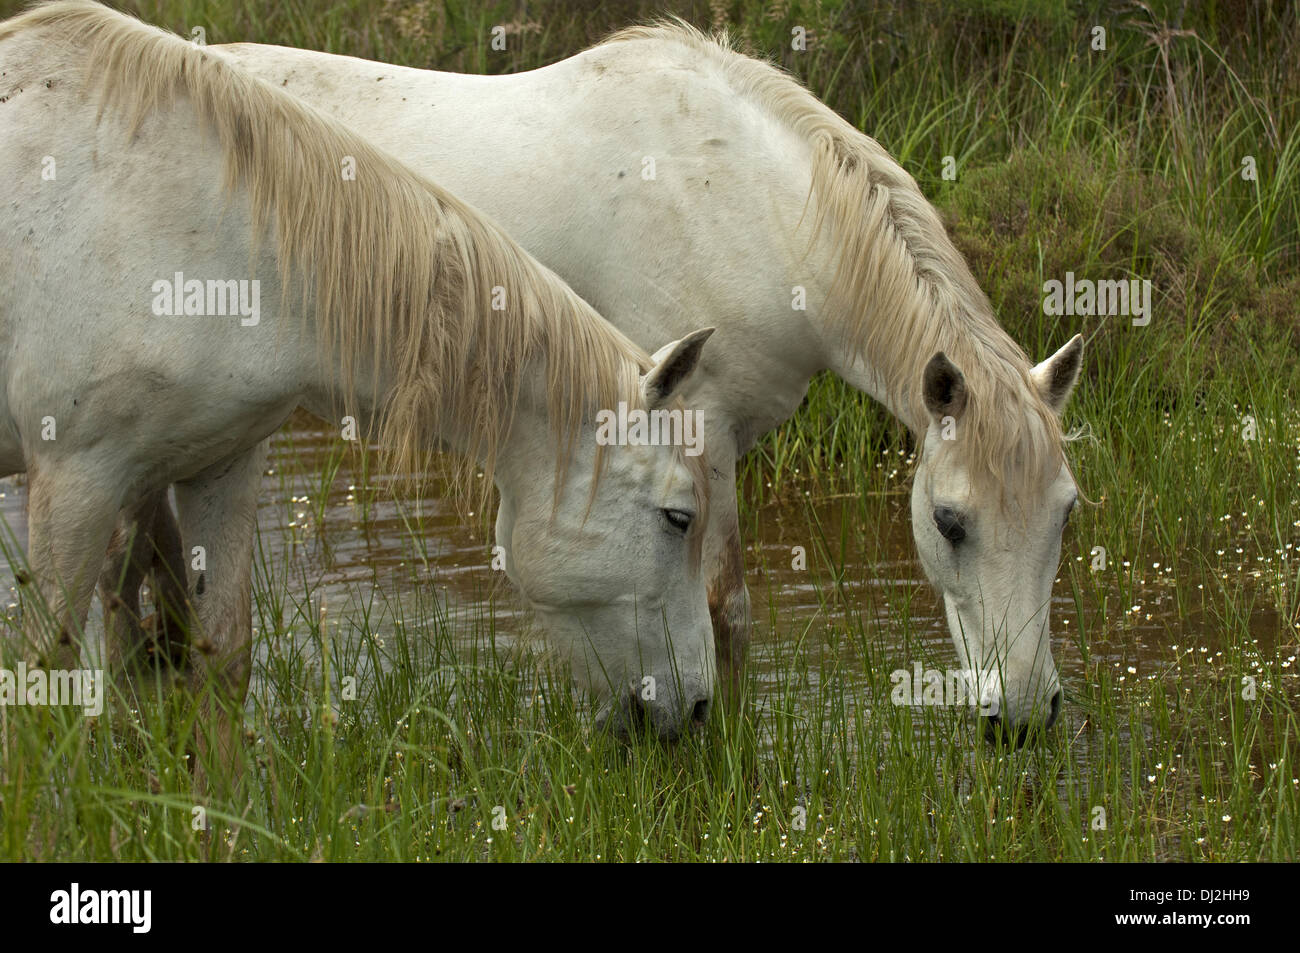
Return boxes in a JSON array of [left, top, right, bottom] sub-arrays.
[[99, 490, 191, 680], [702, 453, 751, 699], [144, 490, 189, 666], [173, 441, 266, 789], [99, 497, 155, 677], [17, 463, 121, 673]]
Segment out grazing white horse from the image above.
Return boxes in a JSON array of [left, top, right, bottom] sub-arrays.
[[202, 19, 1085, 734], [0, 1, 718, 746]]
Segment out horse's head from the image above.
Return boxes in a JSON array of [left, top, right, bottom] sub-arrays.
[[494, 329, 716, 741], [910, 335, 1083, 741]]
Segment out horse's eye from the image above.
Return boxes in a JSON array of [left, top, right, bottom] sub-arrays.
[[663, 509, 693, 533], [933, 506, 966, 544]]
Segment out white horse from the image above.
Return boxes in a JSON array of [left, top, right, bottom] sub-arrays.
[[0, 1, 719, 746], [202, 18, 1085, 735]]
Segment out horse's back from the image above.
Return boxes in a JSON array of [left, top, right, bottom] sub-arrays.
[[211, 34, 818, 440]]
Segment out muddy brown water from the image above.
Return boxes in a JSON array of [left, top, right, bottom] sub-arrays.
[[1, 412, 1295, 760]]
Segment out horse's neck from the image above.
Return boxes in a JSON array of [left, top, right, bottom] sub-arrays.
[[297, 349, 391, 441], [481, 365, 560, 504], [814, 278, 944, 434]]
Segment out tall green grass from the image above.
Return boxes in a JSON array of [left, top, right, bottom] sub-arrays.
[[0, 0, 1296, 860]]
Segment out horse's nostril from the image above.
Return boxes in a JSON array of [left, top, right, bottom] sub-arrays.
[[1047, 689, 1062, 728], [691, 698, 711, 725], [981, 712, 1030, 746]]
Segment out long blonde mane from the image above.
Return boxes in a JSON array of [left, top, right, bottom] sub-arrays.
[[3, 1, 708, 527], [606, 22, 1069, 506]]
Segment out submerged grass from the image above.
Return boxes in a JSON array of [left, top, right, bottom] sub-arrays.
[[0, 0, 1297, 860]]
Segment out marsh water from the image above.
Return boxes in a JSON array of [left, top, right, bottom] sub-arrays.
[[0, 410, 1293, 757]]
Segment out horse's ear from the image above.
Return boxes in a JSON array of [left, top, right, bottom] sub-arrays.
[[642, 327, 714, 408], [922, 351, 967, 422], [1031, 334, 1084, 415]]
